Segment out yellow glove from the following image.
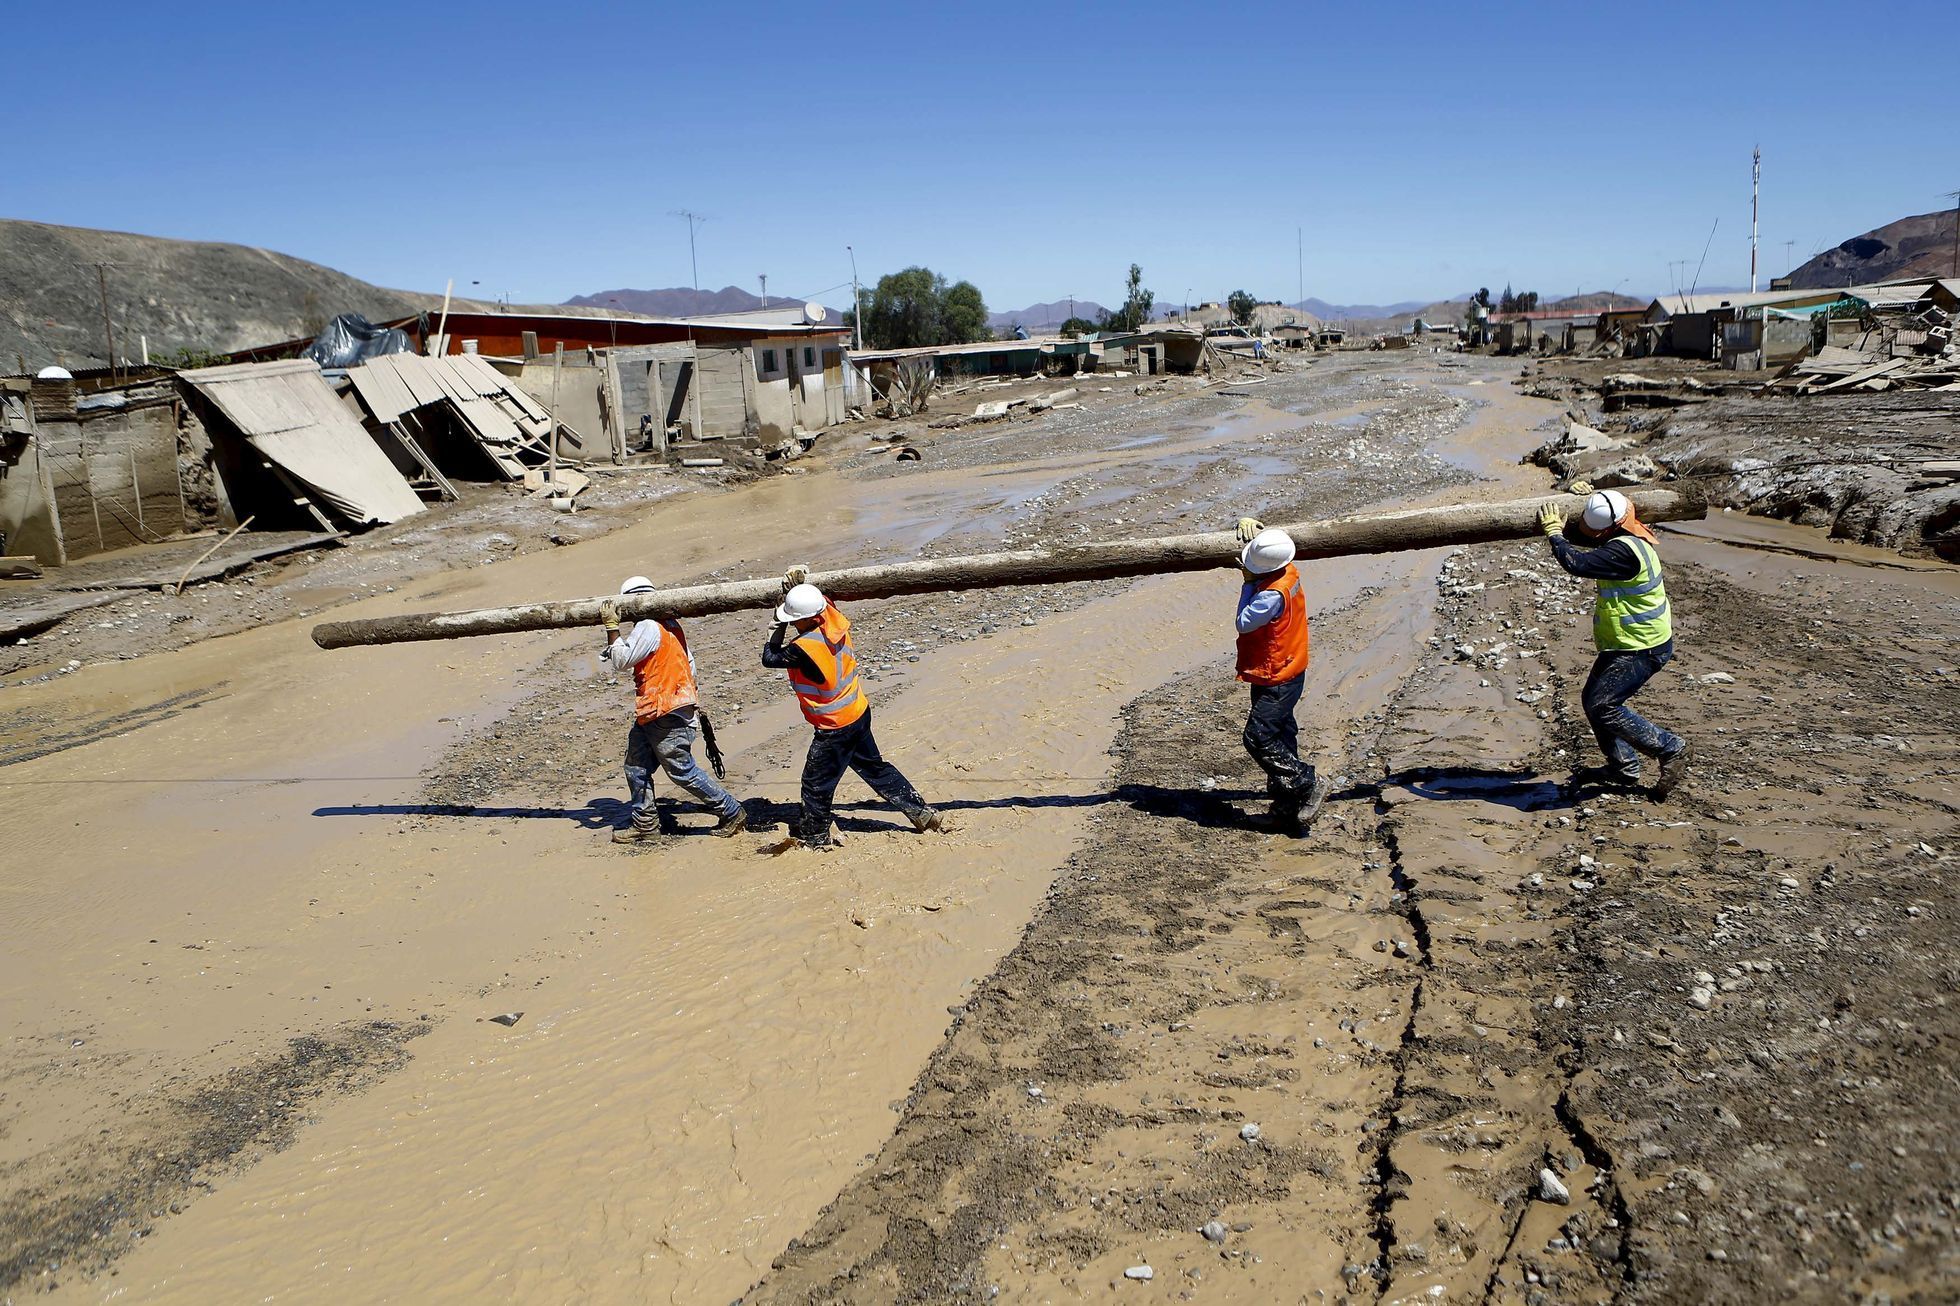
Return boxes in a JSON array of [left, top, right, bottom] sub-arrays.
[[781, 563, 810, 594], [1568, 479, 1595, 496], [599, 598, 620, 633], [1236, 517, 1265, 543], [1537, 503, 1565, 538]]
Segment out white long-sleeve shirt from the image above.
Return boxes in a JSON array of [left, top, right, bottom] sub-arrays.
[[1235, 583, 1284, 635]]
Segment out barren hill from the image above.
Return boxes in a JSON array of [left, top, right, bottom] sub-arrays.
[[1789, 209, 1959, 289], [0, 219, 453, 372], [0, 219, 626, 374]]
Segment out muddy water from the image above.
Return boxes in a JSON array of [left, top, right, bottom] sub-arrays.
[[0, 355, 1559, 1302]]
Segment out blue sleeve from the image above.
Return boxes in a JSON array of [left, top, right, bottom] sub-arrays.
[[1235, 586, 1284, 634], [1550, 535, 1641, 581]]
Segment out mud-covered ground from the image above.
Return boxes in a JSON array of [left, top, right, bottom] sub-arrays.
[[6, 346, 1957, 1304], [1520, 356, 1960, 561], [750, 532, 1960, 1300]]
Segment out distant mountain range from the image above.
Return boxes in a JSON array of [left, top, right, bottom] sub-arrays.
[[988, 300, 1110, 333], [1292, 298, 1433, 321], [1788, 209, 1958, 289], [563, 285, 847, 318]]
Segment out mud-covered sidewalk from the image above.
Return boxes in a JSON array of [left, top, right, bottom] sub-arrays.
[[751, 520, 1960, 1300]]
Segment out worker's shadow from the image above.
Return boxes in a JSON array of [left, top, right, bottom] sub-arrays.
[[824, 785, 1269, 832], [1381, 767, 1568, 812], [312, 797, 630, 829]]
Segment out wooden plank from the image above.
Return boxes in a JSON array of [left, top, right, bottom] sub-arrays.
[[1812, 357, 1910, 392]]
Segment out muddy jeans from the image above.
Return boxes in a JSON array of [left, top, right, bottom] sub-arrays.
[[797, 709, 928, 845], [625, 711, 740, 830], [1243, 674, 1314, 803], [1581, 639, 1684, 778]]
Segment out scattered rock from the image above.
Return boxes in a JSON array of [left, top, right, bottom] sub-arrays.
[[1201, 1220, 1227, 1244], [1540, 1168, 1572, 1204], [488, 1012, 523, 1027], [1124, 1264, 1154, 1281], [1239, 1122, 1262, 1142]]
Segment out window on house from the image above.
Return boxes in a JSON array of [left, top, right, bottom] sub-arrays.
[[803, 347, 815, 367], [761, 349, 777, 374]]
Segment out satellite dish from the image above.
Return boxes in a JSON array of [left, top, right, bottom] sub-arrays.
[[801, 302, 827, 324], [36, 365, 74, 380]]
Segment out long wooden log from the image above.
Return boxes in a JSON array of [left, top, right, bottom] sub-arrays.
[[311, 487, 1705, 649]]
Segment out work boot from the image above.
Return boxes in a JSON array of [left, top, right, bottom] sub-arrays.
[[1295, 774, 1331, 829], [909, 807, 945, 833], [712, 806, 750, 838], [1561, 764, 1642, 797], [1651, 742, 1693, 801], [612, 821, 660, 845]]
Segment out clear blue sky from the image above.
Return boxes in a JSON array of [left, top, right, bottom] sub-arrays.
[[9, 2, 1955, 312]]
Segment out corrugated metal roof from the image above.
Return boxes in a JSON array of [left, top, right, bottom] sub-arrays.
[[848, 338, 1058, 362], [1648, 287, 1845, 317], [181, 360, 425, 526]]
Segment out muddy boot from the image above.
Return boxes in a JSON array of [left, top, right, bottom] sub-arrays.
[[1295, 774, 1331, 830], [612, 821, 660, 845], [1561, 764, 1641, 798], [1651, 742, 1693, 801], [908, 806, 945, 833], [712, 806, 750, 838]]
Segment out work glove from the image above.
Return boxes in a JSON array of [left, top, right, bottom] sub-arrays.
[[599, 598, 620, 633], [1537, 503, 1565, 538], [1235, 517, 1265, 543], [1568, 479, 1595, 496], [781, 563, 810, 594]]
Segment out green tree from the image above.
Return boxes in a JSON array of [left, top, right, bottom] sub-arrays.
[[1099, 263, 1156, 333], [1058, 316, 1098, 337], [1498, 284, 1516, 313], [860, 267, 991, 348], [1473, 287, 1492, 308], [1227, 290, 1258, 326], [941, 280, 991, 344], [865, 266, 943, 349]]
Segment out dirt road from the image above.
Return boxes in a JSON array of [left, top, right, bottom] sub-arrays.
[[3, 350, 1953, 1303]]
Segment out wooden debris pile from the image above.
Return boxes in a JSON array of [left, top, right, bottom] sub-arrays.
[[1767, 332, 1958, 396]]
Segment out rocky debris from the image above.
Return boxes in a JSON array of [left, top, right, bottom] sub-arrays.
[[1539, 1168, 1572, 1204]]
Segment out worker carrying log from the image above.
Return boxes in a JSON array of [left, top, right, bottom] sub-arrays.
[[1233, 518, 1331, 833], [763, 567, 945, 850], [600, 576, 750, 842], [1537, 488, 1692, 799]]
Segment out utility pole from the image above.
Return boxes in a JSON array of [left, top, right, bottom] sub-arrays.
[[90, 261, 120, 376], [1946, 191, 1960, 278], [846, 245, 862, 350], [671, 210, 706, 290], [758, 274, 768, 308], [1296, 226, 1304, 317], [1783, 240, 1795, 279], [1749, 146, 1761, 293]]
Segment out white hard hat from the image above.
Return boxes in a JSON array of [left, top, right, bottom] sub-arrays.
[[619, 575, 655, 595], [776, 582, 827, 624], [1581, 489, 1631, 534], [36, 365, 73, 380], [1240, 527, 1296, 575]]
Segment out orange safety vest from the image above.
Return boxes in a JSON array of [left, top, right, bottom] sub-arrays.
[[1236, 564, 1310, 685], [632, 620, 698, 724], [788, 604, 870, 730]]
